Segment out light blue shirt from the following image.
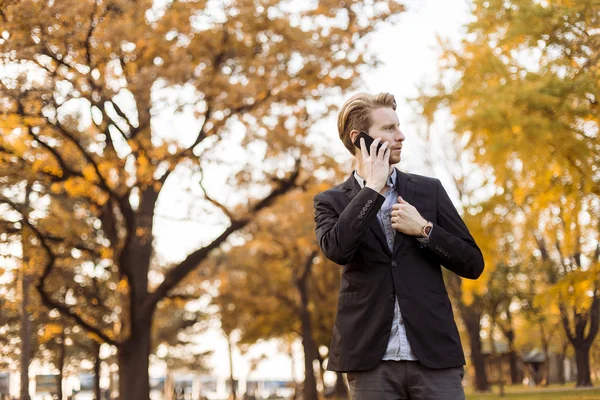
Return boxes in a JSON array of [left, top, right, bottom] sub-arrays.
[[353, 168, 419, 361]]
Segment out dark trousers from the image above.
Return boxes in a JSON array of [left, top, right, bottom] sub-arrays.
[[347, 360, 465, 400]]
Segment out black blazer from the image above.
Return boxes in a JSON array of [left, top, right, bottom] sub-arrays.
[[313, 169, 484, 372]]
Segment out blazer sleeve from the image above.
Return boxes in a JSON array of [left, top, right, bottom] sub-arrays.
[[426, 179, 485, 279], [314, 188, 385, 265]]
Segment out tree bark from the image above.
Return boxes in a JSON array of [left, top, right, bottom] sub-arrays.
[[94, 341, 101, 400], [227, 334, 236, 400], [560, 295, 600, 388], [575, 345, 593, 387], [461, 299, 489, 392], [117, 189, 156, 400], [540, 322, 550, 386], [557, 340, 568, 385], [20, 183, 32, 400], [488, 318, 504, 397], [508, 350, 520, 385], [296, 254, 319, 400], [57, 330, 66, 400], [501, 328, 521, 385], [118, 316, 152, 400], [299, 309, 318, 400], [20, 273, 32, 400]]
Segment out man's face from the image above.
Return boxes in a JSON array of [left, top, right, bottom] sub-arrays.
[[367, 107, 405, 164]]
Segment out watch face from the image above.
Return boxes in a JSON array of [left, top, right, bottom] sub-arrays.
[[424, 224, 432, 236]]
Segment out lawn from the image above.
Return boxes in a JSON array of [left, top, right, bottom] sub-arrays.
[[466, 386, 600, 399]]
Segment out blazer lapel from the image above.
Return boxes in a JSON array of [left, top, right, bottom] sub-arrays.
[[393, 169, 416, 254], [343, 172, 389, 254]]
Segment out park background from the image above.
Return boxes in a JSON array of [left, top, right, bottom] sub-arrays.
[[0, 0, 599, 399]]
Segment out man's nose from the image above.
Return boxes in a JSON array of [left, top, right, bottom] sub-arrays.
[[395, 128, 405, 141]]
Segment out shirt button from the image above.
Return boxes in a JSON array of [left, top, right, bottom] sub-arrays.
[[388, 294, 395, 302], [391, 261, 398, 267]]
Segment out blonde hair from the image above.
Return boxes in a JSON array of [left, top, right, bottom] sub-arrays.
[[337, 92, 397, 155]]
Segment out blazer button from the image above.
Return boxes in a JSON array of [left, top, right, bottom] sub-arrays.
[[388, 294, 395, 302], [362, 207, 368, 212], [358, 215, 363, 220], [391, 261, 398, 267], [367, 199, 373, 204]]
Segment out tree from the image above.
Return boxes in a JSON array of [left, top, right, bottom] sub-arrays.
[[410, 109, 494, 392], [212, 184, 343, 400], [419, 0, 600, 388], [0, 1, 406, 398]]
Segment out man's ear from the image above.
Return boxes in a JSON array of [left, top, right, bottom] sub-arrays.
[[349, 129, 360, 145]]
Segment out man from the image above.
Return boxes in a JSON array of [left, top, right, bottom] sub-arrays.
[[313, 92, 484, 399]]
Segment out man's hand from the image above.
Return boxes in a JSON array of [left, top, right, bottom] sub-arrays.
[[360, 137, 391, 194], [391, 196, 428, 236]]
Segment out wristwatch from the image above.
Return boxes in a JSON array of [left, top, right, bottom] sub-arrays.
[[421, 221, 433, 238]]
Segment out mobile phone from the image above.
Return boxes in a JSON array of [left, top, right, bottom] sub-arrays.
[[353, 131, 383, 155]]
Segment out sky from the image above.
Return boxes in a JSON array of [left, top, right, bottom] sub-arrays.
[[148, 0, 474, 383]]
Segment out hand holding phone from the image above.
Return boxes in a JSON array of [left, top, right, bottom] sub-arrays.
[[353, 131, 383, 155], [352, 131, 390, 194]]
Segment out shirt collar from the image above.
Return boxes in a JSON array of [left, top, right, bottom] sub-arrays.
[[353, 168, 397, 189]]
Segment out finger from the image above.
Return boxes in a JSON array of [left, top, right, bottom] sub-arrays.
[[370, 137, 382, 159], [360, 138, 369, 161], [378, 141, 389, 161], [392, 203, 401, 210], [381, 141, 391, 162], [398, 196, 407, 204]]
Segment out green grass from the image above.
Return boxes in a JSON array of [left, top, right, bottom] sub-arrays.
[[466, 386, 600, 399]]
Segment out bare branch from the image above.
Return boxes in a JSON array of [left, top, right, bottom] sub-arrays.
[[108, 100, 136, 135], [143, 159, 302, 314], [0, 194, 120, 346], [199, 169, 233, 221]]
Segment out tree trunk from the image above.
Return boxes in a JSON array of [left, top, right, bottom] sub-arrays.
[[299, 312, 318, 400], [117, 189, 157, 400], [575, 344, 593, 387], [445, 274, 489, 393], [57, 330, 66, 400], [227, 334, 236, 400], [540, 323, 550, 386], [94, 341, 102, 400], [488, 318, 504, 397], [508, 351, 520, 385], [118, 317, 152, 400], [558, 340, 568, 385], [288, 342, 298, 400], [560, 296, 600, 388], [462, 302, 489, 392], [296, 260, 319, 400], [20, 273, 32, 400], [164, 370, 174, 400], [334, 372, 349, 399], [20, 183, 32, 400], [502, 328, 521, 385]]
